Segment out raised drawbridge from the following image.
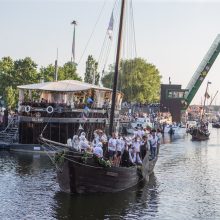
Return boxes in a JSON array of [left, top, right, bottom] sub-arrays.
[[184, 34, 220, 107]]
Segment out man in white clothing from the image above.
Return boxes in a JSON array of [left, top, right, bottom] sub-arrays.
[[108, 133, 117, 163], [132, 137, 142, 164], [149, 129, 158, 159]]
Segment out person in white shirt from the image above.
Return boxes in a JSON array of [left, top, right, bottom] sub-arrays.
[[92, 130, 100, 147], [93, 142, 103, 158], [156, 128, 163, 156], [115, 135, 125, 166], [78, 136, 89, 152], [132, 137, 142, 164], [133, 128, 138, 138], [72, 135, 79, 151], [137, 127, 145, 138], [108, 133, 117, 163], [149, 129, 158, 159], [129, 146, 136, 164]]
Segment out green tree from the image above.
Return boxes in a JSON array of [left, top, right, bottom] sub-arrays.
[[12, 57, 39, 86], [84, 55, 100, 85], [0, 57, 14, 99], [102, 58, 161, 103], [39, 61, 81, 82], [0, 56, 82, 109], [59, 61, 81, 81], [5, 86, 17, 109], [0, 57, 38, 108], [39, 64, 55, 82]]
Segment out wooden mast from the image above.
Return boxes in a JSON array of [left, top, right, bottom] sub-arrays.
[[109, 0, 126, 135], [201, 81, 211, 120]]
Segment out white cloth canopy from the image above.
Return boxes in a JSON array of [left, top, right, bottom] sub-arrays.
[[17, 80, 112, 92]]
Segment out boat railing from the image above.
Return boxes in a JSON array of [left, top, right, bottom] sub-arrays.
[[0, 116, 17, 134], [19, 102, 116, 112], [20, 101, 114, 109]]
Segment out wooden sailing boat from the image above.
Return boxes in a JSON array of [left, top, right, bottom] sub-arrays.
[[40, 0, 158, 193], [189, 82, 211, 140]]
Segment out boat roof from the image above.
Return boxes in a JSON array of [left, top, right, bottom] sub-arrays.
[[17, 80, 112, 92]]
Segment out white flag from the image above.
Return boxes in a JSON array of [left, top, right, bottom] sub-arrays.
[[107, 11, 114, 40]]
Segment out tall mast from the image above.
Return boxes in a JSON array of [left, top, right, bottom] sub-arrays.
[[201, 81, 211, 120], [109, 0, 126, 135]]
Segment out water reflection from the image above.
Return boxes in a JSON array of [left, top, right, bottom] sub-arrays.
[[1, 128, 220, 219], [53, 173, 159, 220]]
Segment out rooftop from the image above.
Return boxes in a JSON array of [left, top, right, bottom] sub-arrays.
[[17, 80, 112, 92]]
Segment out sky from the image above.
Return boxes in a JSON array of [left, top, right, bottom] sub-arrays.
[[1, 0, 220, 105]]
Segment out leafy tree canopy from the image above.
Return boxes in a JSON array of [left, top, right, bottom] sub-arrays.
[[84, 55, 100, 85], [0, 57, 81, 109], [102, 58, 161, 103], [39, 61, 81, 82]]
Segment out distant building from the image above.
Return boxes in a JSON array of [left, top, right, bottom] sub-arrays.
[[160, 84, 187, 122]]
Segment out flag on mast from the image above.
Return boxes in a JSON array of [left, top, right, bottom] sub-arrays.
[[107, 11, 114, 40], [205, 91, 210, 99]]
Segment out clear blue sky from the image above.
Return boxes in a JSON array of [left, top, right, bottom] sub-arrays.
[[1, 0, 220, 104]]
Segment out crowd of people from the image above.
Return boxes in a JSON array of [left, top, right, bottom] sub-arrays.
[[67, 127, 162, 167]]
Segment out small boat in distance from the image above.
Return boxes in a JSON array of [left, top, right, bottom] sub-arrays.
[[212, 121, 220, 128], [188, 123, 210, 140], [189, 81, 211, 141], [126, 116, 153, 134]]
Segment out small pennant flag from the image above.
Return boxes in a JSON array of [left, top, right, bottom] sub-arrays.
[[205, 91, 210, 99], [107, 11, 114, 40]]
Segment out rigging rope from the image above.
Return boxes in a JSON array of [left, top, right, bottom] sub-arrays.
[[98, 0, 120, 85], [77, 0, 107, 66]]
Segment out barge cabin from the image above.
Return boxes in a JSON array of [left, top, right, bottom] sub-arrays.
[[17, 80, 123, 145]]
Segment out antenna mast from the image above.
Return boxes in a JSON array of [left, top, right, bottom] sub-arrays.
[[54, 48, 58, 81]]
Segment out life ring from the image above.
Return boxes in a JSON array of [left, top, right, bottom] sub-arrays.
[[25, 105, 31, 113], [46, 106, 54, 114]]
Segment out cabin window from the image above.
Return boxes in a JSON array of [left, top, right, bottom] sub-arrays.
[[167, 90, 185, 99]]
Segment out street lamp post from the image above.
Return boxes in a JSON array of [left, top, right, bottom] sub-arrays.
[[71, 20, 77, 63]]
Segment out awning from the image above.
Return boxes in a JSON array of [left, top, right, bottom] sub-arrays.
[[17, 80, 112, 92]]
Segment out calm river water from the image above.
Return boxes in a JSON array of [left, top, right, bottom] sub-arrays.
[[1, 128, 220, 220]]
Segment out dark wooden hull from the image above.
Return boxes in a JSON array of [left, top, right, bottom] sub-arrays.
[[212, 123, 220, 128], [189, 128, 210, 141], [57, 151, 157, 193]]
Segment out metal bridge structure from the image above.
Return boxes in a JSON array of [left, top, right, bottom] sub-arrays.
[[184, 34, 220, 107]]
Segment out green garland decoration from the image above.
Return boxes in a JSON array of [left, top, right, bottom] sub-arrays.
[[54, 151, 65, 166], [81, 152, 91, 164], [93, 155, 111, 168]]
